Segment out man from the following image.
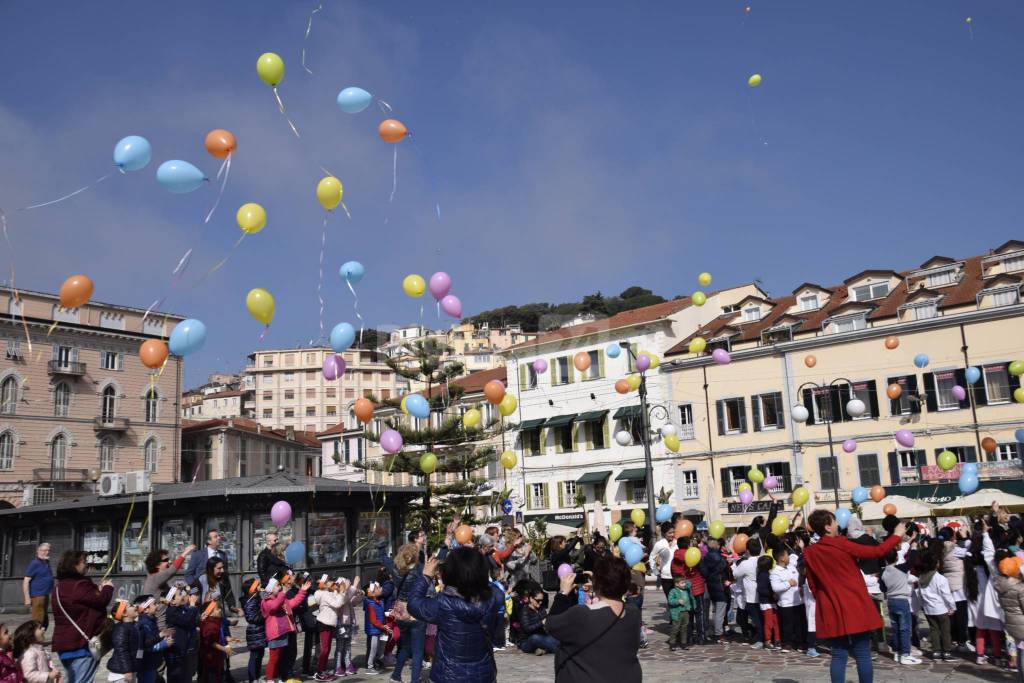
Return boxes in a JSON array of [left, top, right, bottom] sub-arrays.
[[257, 532, 289, 585], [23, 542, 53, 629], [185, 530, 229, 587]]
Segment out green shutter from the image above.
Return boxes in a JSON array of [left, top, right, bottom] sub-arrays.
[[597, 351, 605, 379], [551, 357, 559, 385], [556, 426, 563, 454], [519, 364, 527, 390], [557, 482, 565, 508], [603, 417, 610, 450], [541, 482, 549, 509], [626, 481, 633, 502], [526, 485, 532, 510], [630, 343, 639, 372], [572, 423, 579, 452], [567, 357, 575, 384], [584, 421, 592, 450]]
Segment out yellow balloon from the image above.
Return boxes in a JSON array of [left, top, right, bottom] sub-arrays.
[[316, 176, 343, 211], [664, 434, 680, 452], [1015, 387, 1024, 404], [403, 274, 426, 298], [498, 393, 517, 417], [626, 374, 642, 391], [792, 486, 810, 507], [400, 395, 410, 415], [499, 450, 517, 469], [632, 562, 647, 572], [748, 73, 762, 88], [245, 288, 275, 325], [237, 203, 267, 234], [257, 52, 285, 87], [692, 291, 707, 306], [737, 482, 752, 493], [771, 515, 789, 536], [966, 16, 972, 23], [684, 547, 701, 568], [630, 508, 646, 527], [463, 408, 481, 428], [688, 337, 706, 354], [648, 353, 661, 369], [419, 452, 438, 474], [698, 272, 712, 287]]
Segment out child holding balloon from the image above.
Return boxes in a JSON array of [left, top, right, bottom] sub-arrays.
[[666, 575, 694, 651]]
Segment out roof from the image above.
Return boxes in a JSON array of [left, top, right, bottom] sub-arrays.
[[318, 422, 349, 438], [182, 418, 320, 447], [993, 240, 1024, 254], [0, 285, 184, 321], [918, 255, 957, 269], [417, 366, 507, 400], [204, 390, 245, 399], [842, 269, 900, 285], [791, 282, 830, 295]]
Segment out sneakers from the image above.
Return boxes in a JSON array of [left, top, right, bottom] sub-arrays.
[[669, 644, 678, 652], [345, 665, 356, 676], [423, 661, 431, 669], [313, 673, 335, 681], [976, 656, 987, 665], [751, 642, 764, 649], [942, 652, 956, 661], [911, 647, 924, 657], [806, 648, 820, 658], [900, 656, 922, 665], [534, 648, 545, 656], [362, 668, 380, 676]]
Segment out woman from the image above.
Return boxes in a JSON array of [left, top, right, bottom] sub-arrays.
[[505, 531, 540, 587], [546, 535, 581, 569], [803, 509, 904, 683], [388, 543, 425, 683], [142, 545, 195, 628], [544, 555, 641, 683], [51, 551, 114, 683], [198, 557, 236, 612], [968, 521, 1006, 665], [407, 547, 502, 682]]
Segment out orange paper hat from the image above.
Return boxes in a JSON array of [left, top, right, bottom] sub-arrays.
[[248, 580, 262, 595], [202, 601, 219, 619], [114, 600, 128, 620]]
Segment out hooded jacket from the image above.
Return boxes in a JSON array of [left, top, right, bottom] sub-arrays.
[[699, 550, 727, 602], [261, 588, 307, 641], [994, 574, 1024, 641], [242, 593, 267, 649]]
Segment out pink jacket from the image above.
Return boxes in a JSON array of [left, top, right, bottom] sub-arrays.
[[261, 589, 308, 641], [0, 650, 24, 683], [18, 645, 51, 683]]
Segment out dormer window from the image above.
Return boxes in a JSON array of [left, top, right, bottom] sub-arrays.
[[926, 268, 956, 288], [850, 282, 889, 302], [742, 307, 761, 322], [827, 314, 867, 334], [799, 295, 819, 311], [722, 304, 740, 314], [906, 301, 938, 320]]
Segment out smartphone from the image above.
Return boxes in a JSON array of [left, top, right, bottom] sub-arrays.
[[574, 573, 588, 585]]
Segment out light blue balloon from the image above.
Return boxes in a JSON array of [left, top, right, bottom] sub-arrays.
[[1016, 428, 1024, 443], [156, 160, 207, 193], [113, 135, 151, 172], [835, 508, 852, 530], [962, 462, 978, 475], [330, 322, 356, 352], [284, 541, 305, 565], [623, 544, 644, 567], [339, 261, 365, 284], [851, 486, 869, 505], [337, 87, 373, 114], [655, 504, 673, 523], [606, 343, 621, 359], [617, 538, 632, 555], [168, 319, 207, 356], [405, 394, 430, 419], [966, 366, 981, 385], [958, 473, 979, 495], [913, 353, 930, 369]]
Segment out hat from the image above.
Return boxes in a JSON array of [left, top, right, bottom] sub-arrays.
[[114, 600, 128, 620], [165, 587, 178, 603], [882, 514, 902, 536], [202, 601, 219, 619]]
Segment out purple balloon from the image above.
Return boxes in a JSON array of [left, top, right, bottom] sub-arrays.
[[739, 489, 754, 506], [556, 563, 574, 579], [380, 429, 404, 454], [763, 475, 778, 490], [533, 358, 548, 374], [322, 354, 346, 381], [842, 439, 857, 454], [636, 354, 651, 373], [952, 385, 966, 401], [895, 429, 915, 449], [270, 500, 292, 527], [440, 294, 462, 318], [428, 272, 452, 300], [712, 348, 731, 364]]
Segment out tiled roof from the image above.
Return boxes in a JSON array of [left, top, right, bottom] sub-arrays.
[[419, 366, 507, 399], [318, 422, 349, 437], [205, 390, 245, 399], [183, 418, 319, 447]]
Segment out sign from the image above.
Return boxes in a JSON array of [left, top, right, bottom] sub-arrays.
[[502, 499, 513, 515], [525, 511, 585, 528], [727, 501, 774, 514], [920, 459, 1022, 483]]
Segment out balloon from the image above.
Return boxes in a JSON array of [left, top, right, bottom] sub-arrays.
[[500, 450, 517, 469], [842, 439, 857, 454], [965, 16, 973, 24], [237, 203, 267, 234], [454, 525, 473, 546], [623, 544, 644, 567], [1016, 428, 1024, 443], [913, 353, 930, 369], [684, 547, 701, 568], [771, 516, 789, 536], [284, 542, 304, 565], [574, 351, 592, 372], [428, 272, 452, 300], [835, 508, 852, 529], [59, 274, 94, 309], [846, 399, 866, 418], [256, 52, 285, 86], [139, 340, 168, 369], [246, 288, 275, 325], [962, 462, 978, 475], [884, 336, 900, 350], [533, 358, 548, 374], [330, 323, 356, 352], [168, 319, 207, 356], [791, 405, 809, 423], [869, 485, 886, 503], [271, 501, 292, 526], [883, 503, 897, 516], [614, 431, 632, 446], [792, 486, 809, 507], [157, 160, 207, 193], [379, 119, 408, 143], [380, 429, 403, 454], [1010, 360, 1024, 377], [557, 563, 574, 579], [1016, 388, 1024, 404], [852, 487, 869, 505], [626, 374, 642, 391], [747, 468, 765, 484], [606, 343, 621, 358], [498, 393, 517, 417], [895, 429, 915, 448], [322, 354, 346, 381], [636, 354, 650, 373], [608, 524, 623, 543], [712, 348, 731, 365], [419, 452, 437, 474], [663, 434, 680, 452], [698, 272, 712, 287], [353, 398, 374, 423], [804, 355, 817, 368], [440, 295, 463, 318], [675, 520, 694, 538], [316, 176, 343, 211], [660, 424, 677, 437], [632, 562, 647, 572], [405, 394, 429, 419], [691, 291, 707, 306], [630, 508, 646, 527], [688, 337, 707, 354], [959, 473, 979, 495], [646, 353, 661, 369], [982, 436, 997, 453], [952, 385, 966, 401], [484, 379, 508, 403], [732, 533, 749, 554], [748, 73, 762, 87], [339, 261, 365, 284], [204, 129, 236, 159], [617, 538, 632, 555], [738, 489, 753, 506], [336, 87, 373, 113], [615, 379, 630, 394], [402, 274, 426, 298], [763, 475, 778, 490], [655, 504, 673, 523], [113, 135, 152, 171], [886, 383, 903, 400], [709, 521, 725, 540], [966, 367, 981, 385], [463, 408, 481, 428]]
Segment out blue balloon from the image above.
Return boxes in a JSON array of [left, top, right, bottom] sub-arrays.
[[851, 486, 869, 505], [835, 508, 852, 530], [156, 160, 207, 193], [623, 544, 644, 567], [617, 538, 632, 555], [405, 394, 430, 419], [284, 541, 305, 566], [339, 261, 365, 284], [1016, 428, 1024, 443], [606, 343, 621, 359], [330, 322, 356, 352], [959, 473, 979, 495], [966, 366, 981, 385], [337, 87, 373, 114], [113, 135, 151, 172], [913, 353, 930, 369], [962, 462, 978, 475], [168, 319, 207, 356], [655, 503, 673, 523]]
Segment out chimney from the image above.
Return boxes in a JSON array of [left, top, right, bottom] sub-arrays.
[[285, 426, 294, 441]]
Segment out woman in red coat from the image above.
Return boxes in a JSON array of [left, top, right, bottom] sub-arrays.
[[803, 510, 904, 683]]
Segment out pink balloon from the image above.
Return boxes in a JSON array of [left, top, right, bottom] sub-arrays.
[[380, 429, 403, 454], [842, 439, 857, 454], [440, 294, 462, 318], [533, 358, 548, 374], [270, 500, 292, 527], [636, 354, 651, 372], [556, 563, 574, 579], [895, 429, 915, 448], [428, 272, 452, 300], [322, 354, 346, 380], [952, 385, 966, 401], [712, 348, 731, 364], [763, 475, 778, 489], [738, 489, 753, 506]]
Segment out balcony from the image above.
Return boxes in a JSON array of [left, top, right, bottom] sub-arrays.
[[763, 474, 795, 494], [32, 468, 90, 483], [678, 424, 696, 441], [94, 416, 130, 432], [47, 360, 86, 376]]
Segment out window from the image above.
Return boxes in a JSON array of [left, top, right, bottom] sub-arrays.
[[628, 482, 648, 504], [0, 431, 13, 469], [908, 302, 938, 320], [799, 294, 819, 311], [720, 466, 748, 496], [809, 387, 837, 423], [262, 409, 273, 418], [716, 397, 747, 435], [284, 373, 294, 382], [762, 462, 792, 492], [527, 364, 538, 389], [381, 389, 391, 400], [263, 357, 274, 367], [562, 481, 577, 507], [752, 392, 783, 430], [556, 425, 574, 452], [926, 269, 955, 287], [589, 417, 606, 449], [101, 386, 116, 422], [284, 409, 295, 418], [993, 288, 1020, 307], [991, 444, 1019, 462], [938, 446, 977, 463], [846, 381, 877, 419], [98, 437, 115, 472], [818, 457, 838, 491], [851, 282, 889, 301], [305, 407, 316, 417], [0, 377, 16, 415], [344, 389, 354, 398], [306, 388, 316, 399], [50, 434, 67, 479], [54, 345, 73, 366], [305, 353, 316, 364], [142, 439, 157, 473], [284, 390, 295, 400], [284, 354, 295, 366], [1005, 255, 1024, 272], [522, 428, 542, 456], [585, 350, 601, 379], [306, 371, 317, 381], [832, 314, 867, 333], [898, 451, 919, 468], [144, 389, 158, 423], [100, 351, 123, 370], [887, 375, 919, 416], [239, 439, 247, 477], [263, 391, 273, 400], [983, 365, 1011, 404], [858, 454, 881, 487], [530, 483, 547, 509], [553, 357, 570, 385], [326, 387, 336, 398], [54, 382, 70, 417], [680, 470, 699, 499], [678, 404, 695, 440], [362, 390, 373, 399], [326, 405, 337, 417], [933, 371, 959, 410], [743, 306, 761, 322], [263, 375, 274, 385]]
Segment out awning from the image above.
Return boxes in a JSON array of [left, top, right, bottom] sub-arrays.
[[932, 488, 1024, 514], [613, 405, 642, 420], [576, 470, 612, 485], [615, 468, 647, 482], [519, 418, 546, 430], [542, 414, 577, 428], [574, 410, 608, 423]]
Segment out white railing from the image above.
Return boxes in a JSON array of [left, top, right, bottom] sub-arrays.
[[678, 424, 696, 441]]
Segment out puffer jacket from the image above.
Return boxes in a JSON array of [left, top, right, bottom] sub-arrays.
[[108, 621, 141, 674], [311, 589, 344, 627], [994, 574, 1024, 641], [242, 593, 267, 649], [941, 542, 966, 594], [407, 575, 500, 683], [137, 613, 169, 671], [261, 588, 307, 641], [165, 603, 200, 656], [699, 549, 727, 603], [0, 650, 24, 683], [18, 644, 52, 683]]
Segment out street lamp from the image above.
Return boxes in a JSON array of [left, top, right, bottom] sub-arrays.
[[620, 343, 661, 539], [794, 378, 856, 510]]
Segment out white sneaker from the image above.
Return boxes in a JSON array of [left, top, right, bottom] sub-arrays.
[[901, 656, 922, 665], [976, 656, 987, 665]]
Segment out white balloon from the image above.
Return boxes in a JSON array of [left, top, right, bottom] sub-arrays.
[[791, 405, 809, 423], [660, 424, 677, 438], [846, 399, 866, 418], [614, 431, 633, 446]]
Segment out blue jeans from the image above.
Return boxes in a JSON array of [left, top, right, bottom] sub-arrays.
[[137, 670, 158, 683], [61, 656, 99, 683], [887, 598, 912, 656], [518, 633, 559, 654], [392, 620, 426, 682], [829, 631, 873, 683]]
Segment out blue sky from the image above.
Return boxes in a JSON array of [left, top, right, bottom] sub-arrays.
[[2, 1, 1022, 387]]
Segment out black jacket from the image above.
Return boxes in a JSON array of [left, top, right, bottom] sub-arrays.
[[519, 604, 547, 636], [699, 550, 727, 603], [137, 614, 169, 671], [850, 535, 882, 575], [242, 594, 267, 649], [108, 621, 141, 674], [287, 586, 317, 632], [548, 538, 581, 568], [165, 604, 200, 656], [756, 572, 775, 606], [257, 548, 290, 586]]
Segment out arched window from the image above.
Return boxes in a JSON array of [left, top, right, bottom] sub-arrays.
[[144, 438, 157, 473], [0, 377, 17, 415], [101, 386, 116, 422], [54, 382, 70, 417], [50, 434, 67, 479], [0, 431, 13, 470], [144, 389, 158, 423], [99, 437, 115, 472]]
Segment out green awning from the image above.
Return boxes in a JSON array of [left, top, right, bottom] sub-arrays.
[[615, 468, 648, 482], [613, 405, 642, 420], [576, 470, 612, 485], [519, 418, 546, 430], [542, 413, 578, 428], [574, 410, 608, 423]]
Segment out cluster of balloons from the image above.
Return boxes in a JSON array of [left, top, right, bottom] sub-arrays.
[[662, 424, 680, 452], [402, 271, 461, 318], [114, 133, 211, 194], [959, 462, 979, 494], [614, 374, 643, 395], [851, 485, 886, 504], [482, 379, 518, 417]]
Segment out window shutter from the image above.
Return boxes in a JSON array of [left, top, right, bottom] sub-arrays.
[[626, 481, 634, 502], [802, 388, 816, 425], [519, 364, 526, 389], [557, 483, 565, 508], [917, 449, 928, 466], [923, 373, 938, 412], [550, 358, 558, 385], [572, 423, 579, 452], [954, 369, 970, 409], [973, 371, 988, 406], [567, 358, 575, 384], [716, 401, 725, 436], [887, 451, 899, 485], [597, 352, 605, 379], [603, 417, 611, 450], [774, 393, 785, 429], [555, 427, 563, 455], [541, 482, 549, 509], [964, 446, 978, 463], [720, 468, 731, 498], [72, 348, 79, 362], [526, 486, 532, 511], [866, 380, 879, 417], [738, 399, 748, 433], [986, 447, 997, 463], [51, 344, 58, 360], [778, 461, 792, 490], [751, 396, 762, 432], [117, 353, 125, 370], [628, 343, 639, 372], [1009, 371, 1022, 394], [829, 388, 844, 423], [908, 375, 922, 414]]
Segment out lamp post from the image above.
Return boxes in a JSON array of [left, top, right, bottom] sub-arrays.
[[620, 343, 661, 540], [795, 378, 854, 510]]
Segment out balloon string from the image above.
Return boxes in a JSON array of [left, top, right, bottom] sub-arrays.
[[376, 99, 393, 114], [141, 249, 193, 326], [258, 324, 269, 342], [102, 495, 136, 581], [272, 87, 301, 138], [199, 233, 247, 285], [0, 209, 33, 355], [390, 146, 398, 203], [317, 215, 328, 343], [346, 279, 364, 344], [301, 1, 325, 74], [204, 153, 232, 224], [19, 170, 115, 211], [406, 135, 442, 222]]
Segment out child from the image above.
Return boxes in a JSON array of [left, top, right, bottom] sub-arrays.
[[335, 576, 363, 676], [489, 569, 509, 650], [624, 583, 648, 649], [13, 620, 59, 683], [666, 575, 694, 651], [262, 575, 310, 683], [0, 623, 24, 683], [768, 546, 803, 652], [164, 585, 200, 683], [913, 554, 956, 661], [137, 595, 173, 683], [798, 562, 818, 657], [199, 600, 233, 683], [310, 575, 342, 681], [881, 550, 920, 665], [363, 582, 390, 673], [756, 556, 780, 650], [108, 600, 141, 681], [240, 579, 266, 683]]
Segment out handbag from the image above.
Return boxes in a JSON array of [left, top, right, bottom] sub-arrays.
[[391, 573, 415, 622], [541, 561, 559, 592], [54, 583, 106, 661]]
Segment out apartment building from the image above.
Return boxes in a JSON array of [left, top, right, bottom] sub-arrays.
[[446, 322, 537, 373], [182, 373, 254, 420], [181, 417, 320, 482], [0, 286, 185, 507]]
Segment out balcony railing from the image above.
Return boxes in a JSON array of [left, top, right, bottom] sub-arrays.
[[94, 416, 130, 431], [47, 360, 86, 376], [763, 474, 795, 494], [678, 424, 696, 441], [32, 468, 90, 483]]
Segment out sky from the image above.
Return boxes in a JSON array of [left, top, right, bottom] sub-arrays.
[[1, 1, 1022, 388]]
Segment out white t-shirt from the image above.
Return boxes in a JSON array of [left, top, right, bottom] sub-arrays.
[[651, 538, 674, 579]]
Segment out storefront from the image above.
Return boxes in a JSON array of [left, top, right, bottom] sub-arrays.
[[886, 478, 1024, 505]]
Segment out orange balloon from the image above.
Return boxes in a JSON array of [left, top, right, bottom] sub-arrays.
[[884, 336, 900, 350], [454, 524, 473, 546], [982, 437, 998, 453], [354, 398, 375, 424], [675, 520, 694, 538], [886, 383, 903, 400], [204, 129, 237, 158], [139, 340, 168, 369], [882, 503, 897, 516], [379, 119, 408, 143], [483, 379, 506, 405], [732, 532, 749, 555], [59, 274, 94, 309], [804, 354, 817, 368], [615, 379, 630, 394], [1000, 557, 1020, 577], [869, 485, 886, 503], [573, 351, 591, 372]]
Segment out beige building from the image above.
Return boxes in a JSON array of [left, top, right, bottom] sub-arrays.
[[446, 322, 536, 374], [0, 287, 184, 507], [181, 417, 320, 482]]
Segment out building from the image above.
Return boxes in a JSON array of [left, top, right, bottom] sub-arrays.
[[247, 347, 407, 434], [181, 373, 252, 420], [0, 286, 185, 508], [656, 241, 1024, 527], [446, 322, 537, 374], [181, 417, 321, 482]]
